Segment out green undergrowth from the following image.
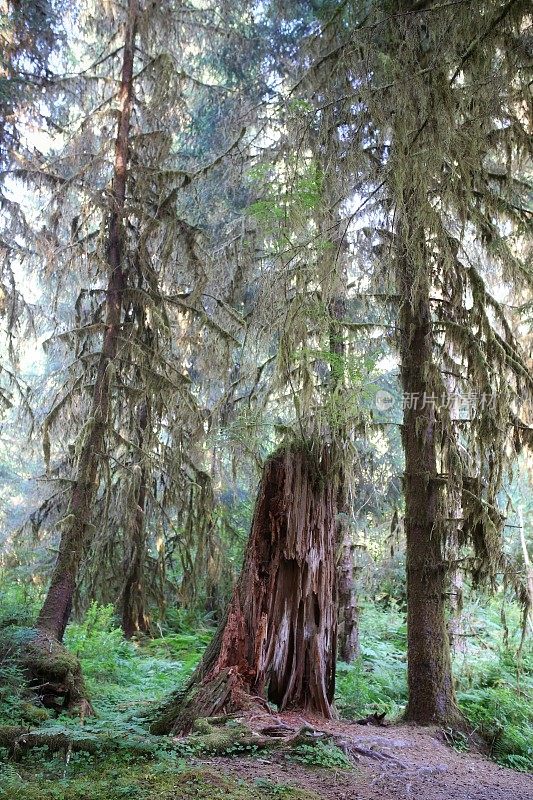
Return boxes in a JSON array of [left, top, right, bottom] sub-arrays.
[[335, 599, 533, 772], [0, 578, 531, 798], [62, 602, 212, 725], [454, 606, 533, 772], [286, 741, 353, 769], [335, 602, 408, 720], [0, 761, 321, 800]]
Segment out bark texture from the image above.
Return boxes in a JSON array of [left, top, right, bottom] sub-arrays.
[[336, 517, 360, 663], [122, 401, 150, 639], [153, 443, 338, 734], [37, 0, 138, 642], [393, 7, 461, 726], [325, 198, 360, 665], [519, 507, 533, 639], [399, 254, 459, 725]]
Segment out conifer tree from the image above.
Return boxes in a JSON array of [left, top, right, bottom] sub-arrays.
[[297, 0, 532, 723], [0, 0, 58, 414], [24, 0, 253, 689], [36, 0, 140, 641]]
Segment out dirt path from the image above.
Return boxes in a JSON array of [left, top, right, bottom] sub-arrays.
[[200, 713, 532, 800]]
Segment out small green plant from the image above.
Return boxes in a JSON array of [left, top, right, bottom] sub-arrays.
[[442, 727, 470, 753], [336, 603, 408, 721], [286, 741, 352, 770], [65, 602, 135, 682], [253, 778, 297, 797], [0, 578, 42, 629]]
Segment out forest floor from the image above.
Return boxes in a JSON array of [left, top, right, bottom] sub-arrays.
[[201, 711, 533, 800], [1, 593, 531, 799]]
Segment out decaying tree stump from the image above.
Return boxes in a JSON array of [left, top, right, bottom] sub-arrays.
[[0, 627, 93, 716], [152, 441, 338, 734]]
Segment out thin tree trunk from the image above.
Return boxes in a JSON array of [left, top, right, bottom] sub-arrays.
[[37, 0, 138, 641], [329, 289, 360, 664], [152, 442, 338, 735], [398, 241, 459, 724], [518, 506, 533, 637], [122, 401, 150, 638], [448, 488, 465, 654], [337, 516, 360, 663], [179, 469, 214, 611], [448, 536, 465, 654], [320, 144, 360, 663]]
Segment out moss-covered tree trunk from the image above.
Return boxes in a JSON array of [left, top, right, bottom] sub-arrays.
[[322, 150, 360, 665], [336, 513, 360, 663], [390, 6, 461, 726], [398, 248, 458, 724], [122, 401, 150, 639], [36, 0, 138, 644], [153, 443, 338, 734]]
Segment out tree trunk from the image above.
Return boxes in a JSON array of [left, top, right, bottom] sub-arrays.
[[336, 515, 360, 663], [37, 0, 138, 642], [448, 494, 465, 654], [324, 183, 360, 665], [152, 442, 338, 735], [122, 401, 150, 638], [179, 468, 216, 612], [330, 284, 359, 664], [448, 542, 465, 655], [399, 248, 459, 725], [388, 9, 462, 726], [518, 506, 533, 639], [444, 377, 465, 654]]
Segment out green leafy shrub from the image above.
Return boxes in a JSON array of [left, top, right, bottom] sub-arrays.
[[162, 606, 216, 635], [453, 602, 533, 771], [458, 684, 533, 771], [336, 603, 407, 720], [65, 603, 136, 683], [63, 602, 194, 714], [286, 741, 352, 770], [0, 579, 41, 629]]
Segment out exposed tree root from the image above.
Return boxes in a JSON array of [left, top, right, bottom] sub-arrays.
[[348, 743, 407, 767], [172, 715, 357, 761], [151, 666, 274, 736]]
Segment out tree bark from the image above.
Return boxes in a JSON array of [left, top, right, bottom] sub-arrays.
[[443, 377, 465, 653], [320, 143, 360, 664], [518, 506, 533, 638], [336, 518, 360, 663], [448, 494, 465, 654], [122, 401, 150, 638], [37, 0, 138, 641], [329, 290, 360, 665], [391, 6, 461, 726], [398, 245, 459, 724], [152, 442, 338, 734]]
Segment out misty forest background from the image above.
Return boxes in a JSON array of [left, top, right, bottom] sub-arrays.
[[0, 0, 532, 798]]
